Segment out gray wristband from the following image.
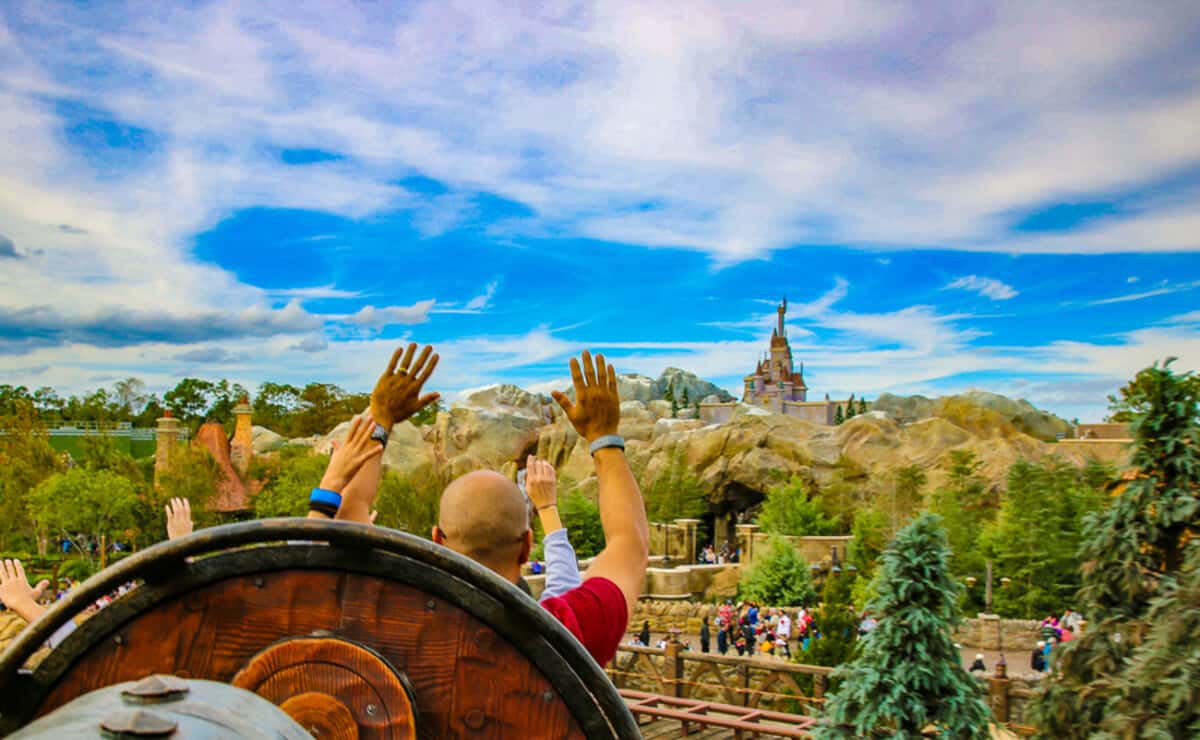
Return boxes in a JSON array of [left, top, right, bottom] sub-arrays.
[[370, 423, 390, 446], [588, 434, 625, 456]]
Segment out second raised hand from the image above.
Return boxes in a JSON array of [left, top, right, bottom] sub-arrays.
[[320, 415, 384, 493], [370, 342, 441, 430]]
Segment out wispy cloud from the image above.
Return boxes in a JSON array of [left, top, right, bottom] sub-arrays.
[[347, 300, 437, 328], [1088, 280, 1200, 305], [945, 275, 1018, 301]]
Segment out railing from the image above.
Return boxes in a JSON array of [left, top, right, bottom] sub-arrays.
[[43, 422, 187, 441], [621, 689, 816, 738], [607, 644, 832, 714]]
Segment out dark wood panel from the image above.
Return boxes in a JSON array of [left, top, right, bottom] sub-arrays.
[[38, 570, 581, 739]]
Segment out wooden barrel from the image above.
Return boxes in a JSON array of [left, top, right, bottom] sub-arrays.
[[0, 519, 639, 738]]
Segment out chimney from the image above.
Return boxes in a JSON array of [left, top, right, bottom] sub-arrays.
[[154, 411, 181, 485], [230, 396, 254, 474]]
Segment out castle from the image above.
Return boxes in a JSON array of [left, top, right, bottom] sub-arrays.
[[700, 299, 851, 425]]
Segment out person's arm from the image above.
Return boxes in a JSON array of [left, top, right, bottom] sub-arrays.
[[0, 559, 48, 625], [306, 414, 384, 520], [526, 455, 583, 600], [550, 351, 649, 614], [337, 343, 440, 523]]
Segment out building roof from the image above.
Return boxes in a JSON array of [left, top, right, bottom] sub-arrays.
[[193, 422, 250, 512]]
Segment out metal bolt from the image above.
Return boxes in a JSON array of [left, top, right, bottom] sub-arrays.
[[113, 635, 124, 646], [542, 691, 553, 703], [365, 704, 378, 717], [254, 576, 265, 588], [426, 599, 436, 610]]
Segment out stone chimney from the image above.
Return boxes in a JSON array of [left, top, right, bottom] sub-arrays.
[[230, 396, 254, 474], [154, 411, 181, 485]]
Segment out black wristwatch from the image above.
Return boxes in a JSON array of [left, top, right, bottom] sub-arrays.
[[370, 423, 390, 447]]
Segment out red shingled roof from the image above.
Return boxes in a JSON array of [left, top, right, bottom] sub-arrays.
[[193, 422, 250, 512]]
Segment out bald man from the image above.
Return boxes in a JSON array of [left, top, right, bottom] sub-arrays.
[[325, 346, 649, 666]]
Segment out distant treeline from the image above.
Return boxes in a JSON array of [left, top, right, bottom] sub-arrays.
[[0, 378, 442, 439]]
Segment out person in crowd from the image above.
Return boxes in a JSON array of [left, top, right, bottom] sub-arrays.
[[1061, 608, 1081, 633], [312, 346, 648, 668], [747, 601, 759, 626], [655, 636, 668, 649], [1031, 641, 1047, 672], [741, 616, 757, 655], [524, 455, 584, 601], [776, 609, 792, 652], [716, 617, 728, 655], [639, 621, 651, 649], [968, 653, 987, 673], [859, 612, 878, 635], [719, 599, 734, 627]]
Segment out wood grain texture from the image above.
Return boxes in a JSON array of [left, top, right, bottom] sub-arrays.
[[37, 571, 583, 740], [233, 637, 417, 739], [279, 692, 359, 740]]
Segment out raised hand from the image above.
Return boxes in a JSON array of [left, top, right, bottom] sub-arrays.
[[320, 414, 385, 493], [525, 455, 558, 512], [370, 343, 440, 429], [0, 559, 49, 623], [551, 350, 620, 442], [165, 497, 193, 541]]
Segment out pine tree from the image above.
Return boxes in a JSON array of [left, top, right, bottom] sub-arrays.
[[857, 397, 868, 416], [834, 405, 844, 425], [738, 535, 817, 606], [814, 513, 991, 739], [1029, 360, 1200, 738], [845, 394, 857, 419]]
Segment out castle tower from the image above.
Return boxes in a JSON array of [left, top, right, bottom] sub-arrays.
[[154, 411, 181, 485], [230, 396, 254, 474]]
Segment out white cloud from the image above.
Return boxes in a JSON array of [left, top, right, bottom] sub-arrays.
[[1127, 275, 1139, 284], [945, 275, 1018, 301], [1088, 280, 1200, 305], [347, 301, 437, 328]]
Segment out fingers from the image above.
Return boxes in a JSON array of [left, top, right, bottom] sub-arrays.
[[1, 559, 13, 582], [551, 390, 576, 417], [582, 350, 598, 386], [568, 358, 585, 399], [385, 346, 404, 376], [33, 580, 49, 598], [415, 352, 439, 385], [399, 342, 416, 374], [607, 362, 618, 394], [410, 345, 432, 378], [369, 510, 379, 525], [14, 560, 26, 583], [183, 498, 190, 517], [416, 392, 440, 411], [596, 353, 608, 389]]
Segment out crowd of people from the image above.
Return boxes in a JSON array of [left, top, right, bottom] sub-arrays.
[[1029, 609, 1081, 673]]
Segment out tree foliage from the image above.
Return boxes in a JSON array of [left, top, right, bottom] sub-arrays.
[[154, 445, 222, 535], [928, 450, 995, 602], [758, 476, 838, 536], [558, 490, 606, 559], [250, 447, 330, 518], [1030, 360, 1200, 738], [739, 536, 817, 606], [804, 571, 861, 679], [643, 446, 706, 523], [374, 469, 442, 537], [0, 401, 66, 550], [28, 468, 143, 568], [984, 458, 1110, 619], [816, 513, 991, 739]]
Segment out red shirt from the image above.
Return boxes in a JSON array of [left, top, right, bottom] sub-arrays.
[[540, 577, 627, 666]]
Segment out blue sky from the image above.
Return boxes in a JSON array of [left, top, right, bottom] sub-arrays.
[[1, 1, 1198, 422]]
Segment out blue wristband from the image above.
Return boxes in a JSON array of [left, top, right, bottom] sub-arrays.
[[588, 434, 625, 456], [310, 487, 343, 508]]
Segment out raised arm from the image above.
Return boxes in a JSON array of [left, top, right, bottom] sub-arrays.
[[306, 414, 384, 520], [0, 559, 49, 624], [165, 498, 193, 540], [550, 351, 648, 614], [526, 455, 582, 600], [336, 343, 440, 523]]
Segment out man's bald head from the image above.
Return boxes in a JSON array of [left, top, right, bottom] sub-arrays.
[[434, 470, 532, 577]]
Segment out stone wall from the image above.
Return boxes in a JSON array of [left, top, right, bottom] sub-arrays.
[[698, 402, 736, 425], [1055, 438, 1130, 465], [954, 616, 1042, 651], [736, 524, 853, 568], [1074, 422, 1131, 440]]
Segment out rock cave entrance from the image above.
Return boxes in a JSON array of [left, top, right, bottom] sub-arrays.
[[704, 482, 766, 548]]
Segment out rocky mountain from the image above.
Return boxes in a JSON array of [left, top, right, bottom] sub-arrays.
[[285, 378, 1107, 519]]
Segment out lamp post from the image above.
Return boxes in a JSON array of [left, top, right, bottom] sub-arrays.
[[966, 560, 1008, 677]]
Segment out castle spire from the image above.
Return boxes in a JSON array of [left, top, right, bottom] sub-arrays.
[[777, 298, 787, 338]]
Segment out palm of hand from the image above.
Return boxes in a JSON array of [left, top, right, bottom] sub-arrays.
[[525, 456, 557, 509], [551, 351, 620, 442]]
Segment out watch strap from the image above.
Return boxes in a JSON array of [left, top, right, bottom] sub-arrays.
[[588, 434, 626, 456], [370, 422, 390, 446]]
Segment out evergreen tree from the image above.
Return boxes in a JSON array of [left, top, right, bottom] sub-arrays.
[[845, 394, 857, 419], [680, 387, 690, 407], [757, 476, 839, 536], [739, 536, 817, 606], [857, 397, 868, 416], [1029, 360, 1200, 738], [803, 571, 861, 683], [834, 404, 844, 425], [815, 513, 991, 739]]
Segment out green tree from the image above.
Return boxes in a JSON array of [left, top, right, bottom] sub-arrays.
[[757, 476, 838, 536], [164, 378, 215, 425], [848, 507, 889, 576], [985, 458, 1108, 619], [834, 404, 844, 425], [409, 398, 445, 427], [252, 382, 303, 434], [680, 387, 690, 407], [0, 401, 65, 551], [644, 446, 706, 522], [374, 469, 442, 536], [557, 490, 606, 559], [154, 445, 222, 539], [891, 464, 926, 529], [739, 536, 817, 606], [815, 513, 991, 739], [1030, 360, 1200, 738], [804, 571, 861, 683], [845, 394, 857, 419], [929, 450, 995, 600], [251, 447, 330, 518], [857, 397, 868, 416], [28, 468, 144, 569], [113, 377, 149, 417]]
